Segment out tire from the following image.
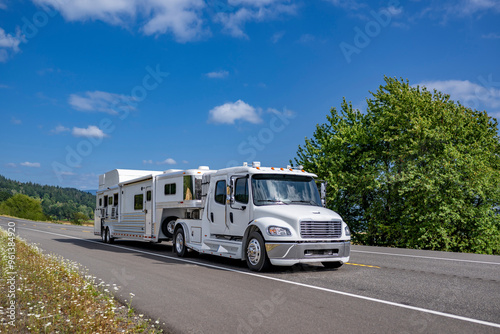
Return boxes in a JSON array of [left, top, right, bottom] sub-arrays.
[[106, 228, 115, 244], [245, 231, 270, 272], [322, 261, 343, 269], [161, 217, 177, 238], [174, 227, 188, 257], [101, 227, 108, 243]]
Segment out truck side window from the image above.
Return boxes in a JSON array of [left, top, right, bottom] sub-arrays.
[[235, 178, 248, 204], [134, 194, 143, 210], [215, 180, 226, 205]]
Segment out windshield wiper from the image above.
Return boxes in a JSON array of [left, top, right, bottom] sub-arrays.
[[256, 199, 288, 205], [290, 200, 319, 206]]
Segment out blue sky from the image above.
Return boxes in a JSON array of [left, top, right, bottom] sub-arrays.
[[1, 0, 499, 190]]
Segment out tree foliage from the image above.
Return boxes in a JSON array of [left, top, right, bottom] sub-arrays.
[[295, 77, 500, 254], [0, 194, 48, 221], [0, 175, 95, 221]]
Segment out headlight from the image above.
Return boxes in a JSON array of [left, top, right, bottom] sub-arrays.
[[267, 226, 291, 236], [345, 225, 351, 237]]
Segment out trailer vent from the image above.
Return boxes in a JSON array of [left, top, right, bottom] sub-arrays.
[[300, 220, 342, 239]]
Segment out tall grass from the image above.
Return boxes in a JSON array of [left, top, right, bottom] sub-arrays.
[[0, 229, 164, 333]]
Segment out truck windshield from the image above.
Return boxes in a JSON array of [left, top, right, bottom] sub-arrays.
[[251, 174, 322, 206]]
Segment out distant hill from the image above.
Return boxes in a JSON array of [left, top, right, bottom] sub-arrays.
[[0, 175, 96, 221]]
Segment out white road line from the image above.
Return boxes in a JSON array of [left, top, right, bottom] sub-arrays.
[[6, 224, 500, 330], [351, 250, 500, 265]]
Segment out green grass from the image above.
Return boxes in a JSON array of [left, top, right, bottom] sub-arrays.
[[0, 228, 165, 333]]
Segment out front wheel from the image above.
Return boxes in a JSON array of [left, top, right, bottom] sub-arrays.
[[245, 231, 270, 272], [174, 227, 188, 257], [322, 261, 343, 269]]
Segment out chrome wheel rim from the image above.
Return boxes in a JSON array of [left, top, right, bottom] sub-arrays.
[[176, 232, 184, 253], [167, 221, 175, 235], [247, 239, 261, 266]]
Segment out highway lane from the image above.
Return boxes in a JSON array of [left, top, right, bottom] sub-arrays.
[[1, 217, 499, 333]]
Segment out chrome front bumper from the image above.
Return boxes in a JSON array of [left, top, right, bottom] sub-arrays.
[[265, 241, 350, 266]]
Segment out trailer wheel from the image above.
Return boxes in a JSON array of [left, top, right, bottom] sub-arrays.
[[101, 227, 108, 243], [161, 217, 177, 238], [245, 231, 270, 272], [322, 261, 343, 269], [106, 228, 115, 244], [174, 227, 188, 257]]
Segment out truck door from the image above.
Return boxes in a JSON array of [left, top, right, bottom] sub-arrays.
[[144, 186, 153, 238], [208, 176, 228, 235], [227, 175, 251, 237]]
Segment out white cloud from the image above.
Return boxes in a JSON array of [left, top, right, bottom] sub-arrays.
[[6, 163, 16, 168], [418, 79, 500, 113], [205, 70, 229, 78], [68, 90, 135, 114], [271, 30, 285, 43], [214, 1, 297, 38], [0, 1, 6, 10], [209, 99, 262, 124], [158, 158, 177, 165], [51, 125, 70, 134], [34, 0, 207, 42], [324, 0, 366, 10], [20, 162, 41, 168], [482, 32, 500, 39], [72, 125, 108, 138], [458, 0, 500, 15], [11, 117, 21, 125], [143, 159, 153, 164], [0, 27, 23, 62]]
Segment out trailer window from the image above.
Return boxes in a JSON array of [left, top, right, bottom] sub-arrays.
[[146, 190, 152, 201], [134, 194, 143, 210], [99, 198, 102, 206], [113, 193, 118, 206], [104, 196, 108, 207], [215, 180, 226, 205], [235, 178, 248, 204], [194, 177, 202, 200], [184, 175, 194, 200], [164, 183, 176, 195], [108, 196, 113, 206]]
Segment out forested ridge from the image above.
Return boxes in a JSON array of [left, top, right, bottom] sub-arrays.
[[0, 175, 95, 222]]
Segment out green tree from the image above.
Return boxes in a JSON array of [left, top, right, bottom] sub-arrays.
[[72, 212, 89, 225], [295, 76, 500, 254], [0, 194, 48, 221]]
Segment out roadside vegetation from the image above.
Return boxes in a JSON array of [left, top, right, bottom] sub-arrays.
[[0, 175, 95, 222], [0, 228, 164, 333], [295, 76, 500, 254]]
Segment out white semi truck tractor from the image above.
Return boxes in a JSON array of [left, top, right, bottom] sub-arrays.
[[173, 162, 351, 271]]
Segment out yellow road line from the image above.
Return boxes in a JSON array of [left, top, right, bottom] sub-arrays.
[[83, 231, 91, 233], [346, 262, 380, 269], [60, 228, 67, 230]]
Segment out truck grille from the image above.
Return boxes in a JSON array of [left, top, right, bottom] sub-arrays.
[[300, 220, 342, 239]]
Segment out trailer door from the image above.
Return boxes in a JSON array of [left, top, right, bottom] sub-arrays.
[[144, 186, 153, 239]]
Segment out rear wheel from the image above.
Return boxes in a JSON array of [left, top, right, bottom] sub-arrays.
[[101, 227, 108, 243], [245, 231, 270, 272], [322, 261, 343, 269], [106, 228, 115, 244], [174, 227, 187, 257]]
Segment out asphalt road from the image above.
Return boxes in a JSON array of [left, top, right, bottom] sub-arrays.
[[2, 217, 500, 334]]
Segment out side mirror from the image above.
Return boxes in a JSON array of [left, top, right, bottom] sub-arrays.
[[316, 180, 327, 207]]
